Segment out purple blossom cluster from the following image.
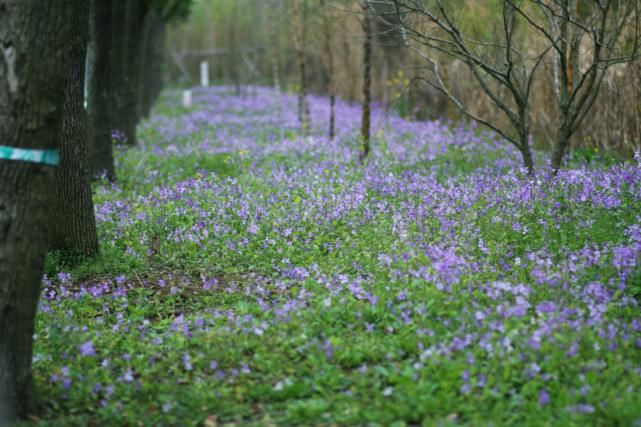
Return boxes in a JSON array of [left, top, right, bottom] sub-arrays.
[[37, 86, 641, 422]]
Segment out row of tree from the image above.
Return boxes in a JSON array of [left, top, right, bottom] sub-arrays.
[[292, 0, 374, 161], [0, 0, 191, 423], [1, 0, 639, 422], [298, 0, 640, 173], [170, 0, 641, 169]]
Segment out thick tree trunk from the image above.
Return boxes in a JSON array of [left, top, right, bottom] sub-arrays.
[[49, 0, 99, 258], [110, 0, 141, 147], [88, 0, 116, 180], [138, 12, 163, 119], [360, 3, 373, 163], [110, 1, 128, 143], [0, 1, 71, 423], [122, 0, 148, 143], [137, 11, 154, 120], [149, 19, 166, 109]]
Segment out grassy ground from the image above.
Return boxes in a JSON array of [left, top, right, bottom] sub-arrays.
[[28, 86, 641, 426]]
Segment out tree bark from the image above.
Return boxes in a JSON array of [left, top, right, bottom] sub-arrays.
[[138, 11, 164, 119], [149, 18, 166, 110], [320, 0, 336, 141], [122, 0, 148, 143], [360, 2, 373, 163], [231, 2, 242, 96], [520, 139, 535, 176], [137, 11, 154, 120], [110, 0, 143, 147], [110, 1, 128, 143], [0, 0, 71, 423], [292, 0, 310, 135], [88, 0, 116, 180], [268, 0, 284, 140], [518, 114, 534, 175], [551, 127, 570, 174], [49, 0, 99, 258]]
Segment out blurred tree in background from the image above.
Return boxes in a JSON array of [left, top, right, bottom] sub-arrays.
[[166, 0, 641, 161]]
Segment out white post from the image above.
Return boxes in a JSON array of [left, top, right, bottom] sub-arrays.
[[200, 61, 209, 87], [182, 90, 192, 107]]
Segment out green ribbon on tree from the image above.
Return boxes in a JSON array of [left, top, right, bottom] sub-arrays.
[[0, 145, 60, 166]]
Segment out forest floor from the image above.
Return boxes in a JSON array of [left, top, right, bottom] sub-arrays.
[[29, 86, 641, 426]]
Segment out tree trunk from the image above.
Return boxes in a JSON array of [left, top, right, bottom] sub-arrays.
[[137, 11, 154, 120], [231, 2, 242, 96], [110, 0, 143, 147], [567, 0, 580, 95], [49, 0, 99, 258], [148, 18, 166, 110], [551, 127, 570, 174], [88, 0, 116, 180], [139, 12, 164, 119], [110, 1, 129, 144], [329, 87, 336, 141], [518, 117, 534, 175], [0, 1, 71, 423], [360, 2, 373, 163], [520, 140, 535, 176], [320, 0, 336, 141], [122, 0, 148, 143], [292, 0, 310, 135], [268, 0, 284, 140]]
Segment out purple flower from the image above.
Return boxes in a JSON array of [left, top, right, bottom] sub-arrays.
[[203, 277, 218, 291], [247, 223, 259, 235], [535, 301, 556, 314], [566, 404, 594, 414], [477, 374, 486, 388], [539, 389, 550, 406], [566, 342, 579, 358], [104, 385, 114, 398], [79, 341, 96, 357], [183, 352, 193, 371], [57, 272, 72, 283], [122, 369, 134, 383], [324, 339, 333, 361]]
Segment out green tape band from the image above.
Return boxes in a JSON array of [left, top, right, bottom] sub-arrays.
[[0, 145, 60, 167]]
